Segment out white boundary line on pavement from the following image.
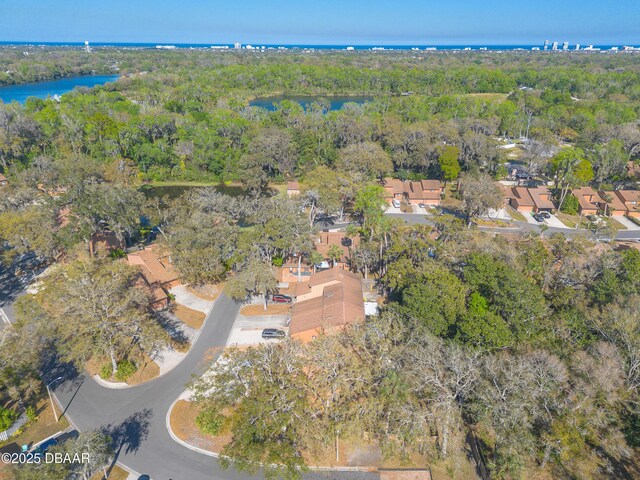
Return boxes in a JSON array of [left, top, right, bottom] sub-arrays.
[[0, 308, 10, 325]]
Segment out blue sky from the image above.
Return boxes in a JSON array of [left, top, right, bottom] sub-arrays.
[[1, 0, 639, 45]]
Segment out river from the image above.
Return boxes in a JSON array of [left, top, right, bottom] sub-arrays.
[[0, 75, 119, 104]]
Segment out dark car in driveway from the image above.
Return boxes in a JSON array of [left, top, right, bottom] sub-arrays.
[[533, 213, 545, 222], [262, 328, 286, 339], [539, 211, 551, 219], [271, 294, 292, 303]]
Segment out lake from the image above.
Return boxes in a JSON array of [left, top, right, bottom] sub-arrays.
[[0, 75, 119, 104], [249, 95, 374, 111]]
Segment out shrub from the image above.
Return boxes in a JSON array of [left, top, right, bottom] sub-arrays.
[[114, 360, 137, 382], [100, 363, 113, 379], [0, 407, 18, 431], [195, 408, 225, 436], [561, 194, 579, 215], [26, 406, 37, 422]]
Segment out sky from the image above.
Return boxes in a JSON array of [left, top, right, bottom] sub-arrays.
[[1, 0, 639, 46]]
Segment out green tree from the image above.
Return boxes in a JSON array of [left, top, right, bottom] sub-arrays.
[[401, 264, 467, 336], [438, 145, 461, 186], [226, 257, 279, 310], [549, 147, 593, 209]]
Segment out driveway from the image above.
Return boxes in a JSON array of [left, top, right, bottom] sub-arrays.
[[169, 285, 214, 314], [226, 314, 289, 346], [544, 214, 567, 229], [384, 206, 402, 214], [613, 216, 640, 231]]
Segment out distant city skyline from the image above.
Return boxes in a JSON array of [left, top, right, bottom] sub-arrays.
[[1, 0, 639, 46]]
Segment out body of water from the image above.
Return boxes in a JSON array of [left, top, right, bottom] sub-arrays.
[[0, 75, 119, 104], [250, 95, 374, 111]]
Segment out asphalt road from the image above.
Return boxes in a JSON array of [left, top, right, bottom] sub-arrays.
[[50, 293, 378, 480], [385, 213, 640, 241]]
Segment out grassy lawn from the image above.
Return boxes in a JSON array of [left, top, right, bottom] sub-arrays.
[[173, 303, 206, 329], [90, 464, 129, 480], [85, 354, 159, 385], [506, 206, 527, 222], [240, 304, 291, 316], [555, 212, 584, 229], [608, 218, 627, 231], [473, 218, 511, 228], [0, 400, 69, 453], [126, 355, 160, 386], [440, 183, 462, 209]]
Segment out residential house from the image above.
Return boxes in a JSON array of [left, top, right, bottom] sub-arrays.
[[614, 190, 640, 218], [89, 231, 125, 256], [278, 231, 359, 284], [289, 268, 365, 343], [504, 186, 555, 213], [572, 187, 600, 216], [0, 173, 7, 187], [314, 231, 359, 269], [382, 178, 404, 204], [505, 187, 535, 213], [528, 186, 555, 212], [405, 180, 444, 205], [287, 181, 300, 197], [597, 191, 628, 217], [127, 245, 181, 310]]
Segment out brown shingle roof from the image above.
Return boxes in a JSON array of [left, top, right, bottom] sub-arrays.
[[511, 187, 535, 206], [314, 231, 359, 263], [599, 191, 627, 213], [127, 244, 179, 286], [572, 187, 599, 211], [383, 178, 404, 195], [290, 268, 365, 336], [528, 186, 555, 210]]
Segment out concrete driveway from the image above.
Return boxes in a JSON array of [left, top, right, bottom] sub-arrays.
[[613, 216, 640, 231], [384, 206, 402, 214], [226, 314, 290, 346], [545, 214, 567, 229], [169, 285, 214, 314]]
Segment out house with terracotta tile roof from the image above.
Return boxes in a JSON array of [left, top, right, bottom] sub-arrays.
[[287, 181, 300, 197], [289, 268, 365, 343], [382, 178, 404, 204], [405, 180, 444, 205], [127, 244, 181, 310], [614, 190, 640, 218], [0, 173, 7, 187], [572, 187, 601, 215], [597, 191, 628, 217], [504, 185, 555, 213], [382, 178, 444, 206]]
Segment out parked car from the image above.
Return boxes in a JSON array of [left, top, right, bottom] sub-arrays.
[[262, 328, 286, 339], [586, 214, 598, 222], [392, 199, 401, 208], [533, 213, 545, 222], [418, 203, 426, 209], [271, 294, 292, 303], [539, 211, 551, 219]]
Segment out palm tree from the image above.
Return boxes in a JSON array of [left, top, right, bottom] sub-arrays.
[[327, 244, 343, 268]]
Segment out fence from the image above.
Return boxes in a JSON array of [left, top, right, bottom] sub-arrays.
[[0, 413, 28, 442]]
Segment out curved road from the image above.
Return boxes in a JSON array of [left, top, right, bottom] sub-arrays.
[[51, 294, 377, 480]]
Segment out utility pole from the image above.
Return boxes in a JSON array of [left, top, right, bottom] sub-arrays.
[[46, 377, 63, 422]]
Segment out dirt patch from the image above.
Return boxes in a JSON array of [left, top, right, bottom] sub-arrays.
[[126, 355, 160, 385], [186, 283, 223, 301], [0, 400, 70, 453], [240, 304, 291, 316], [174, 303, 206, 329], [170, 400, 232, 453]]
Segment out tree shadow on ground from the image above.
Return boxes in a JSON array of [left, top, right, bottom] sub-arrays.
[[101, 408, 153, 458], [155, 310, 191, 345]]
